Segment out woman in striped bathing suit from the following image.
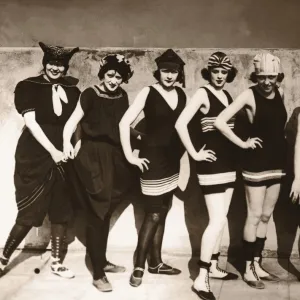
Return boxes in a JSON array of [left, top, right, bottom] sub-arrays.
[[176, 52, 239, 300], [215, 52, 286, 289], [120, 49, 195, 287]]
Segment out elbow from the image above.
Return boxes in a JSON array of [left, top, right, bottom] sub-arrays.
[[175, 119, 182, 132]]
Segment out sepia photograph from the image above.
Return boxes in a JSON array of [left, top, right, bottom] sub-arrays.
[[0, 0, 300, 299]]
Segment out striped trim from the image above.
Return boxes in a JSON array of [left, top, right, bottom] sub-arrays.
[[201, 116, 235, 132], [197, 172, 236, 186], [242, 169, 286, 182], [17, 169, 53, 212], [141, 173, 179, 196]]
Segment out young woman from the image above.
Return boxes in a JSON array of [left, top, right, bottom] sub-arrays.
[[215, 52, 286, 289], [0, 42, 80, 279], [290, 113, 300, 204], [175, 52, 238, 300], [120, 49, 191, 287], [63, 54, 140, 292]]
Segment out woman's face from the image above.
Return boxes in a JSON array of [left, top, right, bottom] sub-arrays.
[[45, 62, 65, 80], [256, 74, 278, 94], [159, 68, 179, 88], [210, 67, 228, 89], [103, 70, 123, 92]]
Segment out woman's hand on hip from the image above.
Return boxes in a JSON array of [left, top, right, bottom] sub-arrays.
[[194, 144, 217, 162], [129, 157, 150, 172]]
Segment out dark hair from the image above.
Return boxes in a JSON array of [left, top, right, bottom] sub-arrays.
[[201, 66, 238, 83], [249, 72, 285, 83], [153, 68, 185, 86], [98, 63, 131, 83], [42, 59, 69, 75]]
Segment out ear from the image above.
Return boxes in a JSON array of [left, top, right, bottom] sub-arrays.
[[38, 42, 48, 52]]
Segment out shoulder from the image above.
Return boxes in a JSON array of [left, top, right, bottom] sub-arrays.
[[15, 76, 43, 91], [277, 86, 284, 98], [191, 87, 209, 101]]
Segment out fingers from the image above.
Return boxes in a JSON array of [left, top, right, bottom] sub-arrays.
[[201, 144, 206, 150]]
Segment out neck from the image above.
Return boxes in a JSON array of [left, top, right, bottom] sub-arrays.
[[99, 82, 120, 94], [158, 82, 175, 92], [43, 74, 61, 84], [209, 83, 223, 91]]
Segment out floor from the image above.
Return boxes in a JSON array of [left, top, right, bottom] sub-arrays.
[[0, 250, 300, 300]]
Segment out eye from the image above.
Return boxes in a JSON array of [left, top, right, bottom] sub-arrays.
[[116, 75, 122, 80], [221, 70, 228, 75]]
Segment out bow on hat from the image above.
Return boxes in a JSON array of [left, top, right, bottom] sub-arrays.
[[39, 42, 79, 116], [207, 52, 233, 71], [253, 52, 281, 75]]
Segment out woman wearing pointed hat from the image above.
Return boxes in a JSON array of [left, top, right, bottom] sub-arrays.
[[119, 49, 188, 287], [175, 52, 239, 300], [215, 52, 286, 289], [63, 53, 141, 292], [0, 42, 80, 279]]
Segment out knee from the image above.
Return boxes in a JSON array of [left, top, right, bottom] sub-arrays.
[[148, 212, 161, 224], [260, 213, 272, 224], [247, 211, 262, 226]]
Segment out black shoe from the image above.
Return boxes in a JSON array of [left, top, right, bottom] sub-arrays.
[[129, 267, 144, 287], [148, 263, 181, 275], [192, 286, 216, 300]]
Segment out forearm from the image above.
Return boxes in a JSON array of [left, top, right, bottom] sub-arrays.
[[71, 123, 82, 146], [215, 119, 245, 149], [63, 118, 78, 144], [120, 123, 135, 162], [26, 122, 56, 154], [175, 122, 198, 159], [294, 133, 300, 179]]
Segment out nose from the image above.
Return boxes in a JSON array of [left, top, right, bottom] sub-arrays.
[[52, 65, 58, 70], [265, 78, 270, 84]]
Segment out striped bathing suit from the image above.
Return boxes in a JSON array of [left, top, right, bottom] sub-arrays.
[[242, 86, 287, 185], [195, 86, 237, 194]]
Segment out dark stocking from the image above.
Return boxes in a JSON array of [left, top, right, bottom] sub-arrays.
[[51, 223, 67, 263], [86, 214, 106, 280], [133, 212, 161, 277], [1, 223, 32, 262]]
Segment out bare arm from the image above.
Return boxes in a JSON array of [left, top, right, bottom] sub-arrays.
[[24, 112, 64, 163], [215, 89, 262, 149], [119, 87, 150, 171], [63, 100, 84, 158], [175, 89, 203, 158], [175, 89, 216, 162], [290, 113, 300, 203]]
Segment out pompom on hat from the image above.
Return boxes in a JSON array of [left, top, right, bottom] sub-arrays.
[[253, 52, 281, 75], [98, 54, 134, 83], [39, 42, 79, 66]]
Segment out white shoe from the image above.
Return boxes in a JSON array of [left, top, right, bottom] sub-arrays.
[[51, 262, 75, 279]]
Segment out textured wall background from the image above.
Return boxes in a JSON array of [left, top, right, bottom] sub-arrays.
[[0, 48, 299, 260], [0, 0, 300, 264]]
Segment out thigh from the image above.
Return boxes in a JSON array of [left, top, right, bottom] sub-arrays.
[[244, 185, 266, 215], [262, 183, 281, 216], [204, 193, 229, 222]]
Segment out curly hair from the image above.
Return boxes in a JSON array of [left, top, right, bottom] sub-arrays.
[[201, 66, 238, 83], [249, 72, 285, 83]]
